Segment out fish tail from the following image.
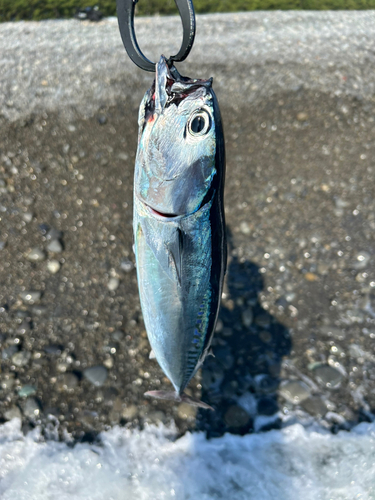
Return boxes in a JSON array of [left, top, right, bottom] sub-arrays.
[[144, 390, 214, 410]]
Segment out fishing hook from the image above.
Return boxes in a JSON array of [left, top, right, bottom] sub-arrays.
[[116, 0, 196, 72]]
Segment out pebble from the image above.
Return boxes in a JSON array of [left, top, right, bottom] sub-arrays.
[[23, 397, 41, 419], [4, 405, 22, 420], [19, 291, 42, 303], [120, 259, 134, 272], [0, 240, 6, 251], [241, 307, 253, 327], [12, 350, 31, 367], [122, 404, 138, 420], [312, 364, 344, 388], [279, 380, 311, 404], [47, 239, 63, 253], [237, 392, 257, 416], [111, 330, 124, 341], [56, 373, 79, 391], [177, 403, 197, 420], [17, 385, 37, 397], [2, 345, 18, 360], [83, 365, 108, 386], [108, 277, 120, 291], [301, 396, 327, 417], [27, 247, 46, 262], [103, 356, 114, 369], [239, 221, 251, 235], [297, 112, 309, 121], [224, 405, 250, 428], [97, 114, 108, 125], [352, 251, 371, 270], [47, 259, 61, 273], [22, 212, 33, 223]]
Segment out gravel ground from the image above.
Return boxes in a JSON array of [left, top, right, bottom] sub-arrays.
[[0, 11, 375, 439]]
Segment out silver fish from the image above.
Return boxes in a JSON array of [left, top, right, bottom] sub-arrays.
[[133, 56, 226, 409]]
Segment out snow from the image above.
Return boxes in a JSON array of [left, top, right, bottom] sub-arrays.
[[1, 418, 375, 500]]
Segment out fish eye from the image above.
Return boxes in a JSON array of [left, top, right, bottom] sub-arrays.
[[188, 110, 211, 137]]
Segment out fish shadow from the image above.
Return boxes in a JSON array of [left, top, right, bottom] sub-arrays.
[[196, 232, 292, 438]]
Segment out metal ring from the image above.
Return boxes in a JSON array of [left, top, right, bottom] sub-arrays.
[[116, 0, 196, 72]]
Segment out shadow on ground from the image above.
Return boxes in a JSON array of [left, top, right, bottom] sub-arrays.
[[196, 230, 292, 438]]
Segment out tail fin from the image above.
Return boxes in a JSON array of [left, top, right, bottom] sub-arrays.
[[144, 390, 214, 410]]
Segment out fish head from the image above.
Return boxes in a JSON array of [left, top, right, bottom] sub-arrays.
[[135, 56, 220, 217]]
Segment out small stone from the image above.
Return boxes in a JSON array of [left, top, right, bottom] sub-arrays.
[[239, 221, 251, 235], [297, 112, 309, 121], [97, 115, 108, 125], [120, 259, 134, 272], [177, 403, 197, 420], [118, 152, 129, 161], [224, 405, 250, 428], [237, 392, 257, 416], [47, 259, 61, 274], [27, 247, 46, 262], [12, 350, 31, 367], [17, 385, 37, 397], [352, 251, 371, 270], [215, 318, 223, 333], [279, 380, 311, 404], [103, 357, 114, 369], [2, 345, 18, 360], [19, 291, 42, 304], [122, 405, 138, 420], [108, 277, 120, 291], [0, 240, 6, 251], [47, 239, 63, 253], [83, 365, 108, 387], [22, 212, 33, 223], [241, 308, 253, 327], [305, 272, 319, 282], [111, 330, 124, 341], [4, 405, 22, 421], [23, 397, 41, 419], [56, 373, 79, 392], [312, 364, 344, 388], [301, 396, 327, 417]]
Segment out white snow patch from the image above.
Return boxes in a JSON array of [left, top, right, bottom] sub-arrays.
[[1, 418, 375, 500]]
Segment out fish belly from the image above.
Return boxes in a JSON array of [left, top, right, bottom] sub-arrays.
[[134, 198, 214, 393]]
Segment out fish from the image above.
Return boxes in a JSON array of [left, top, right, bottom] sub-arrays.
[[133, 55, 226, 410]]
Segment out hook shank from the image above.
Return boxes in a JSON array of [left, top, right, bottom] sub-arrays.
[[116, 0, 196, 72]]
